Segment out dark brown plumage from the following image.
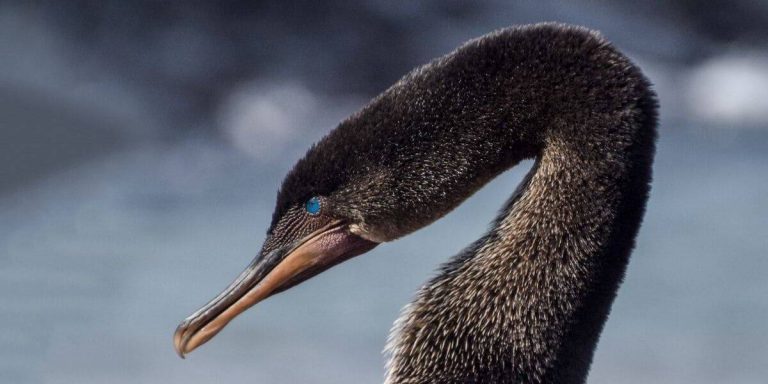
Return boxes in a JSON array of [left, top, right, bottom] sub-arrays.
[[174, 23, 658, 384]]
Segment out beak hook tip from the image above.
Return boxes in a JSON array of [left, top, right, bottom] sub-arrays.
[[173, 324, 188, 359]]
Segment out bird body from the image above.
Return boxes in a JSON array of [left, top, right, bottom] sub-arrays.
[[175, 23, 657, 384]]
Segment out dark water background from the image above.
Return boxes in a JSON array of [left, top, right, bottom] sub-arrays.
[[1, 1, 767, 383]]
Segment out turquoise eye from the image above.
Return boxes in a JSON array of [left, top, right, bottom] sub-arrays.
[[305, 196, 321, 215]]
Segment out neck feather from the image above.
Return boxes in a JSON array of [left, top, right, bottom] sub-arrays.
[[386, 129, 655, 384], [384, 25, 657, 384]]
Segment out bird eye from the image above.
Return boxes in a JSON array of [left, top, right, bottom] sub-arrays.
[[305, 196, 322, 215]]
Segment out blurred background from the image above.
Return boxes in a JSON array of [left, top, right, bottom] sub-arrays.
[[1, 1, 766, 383]]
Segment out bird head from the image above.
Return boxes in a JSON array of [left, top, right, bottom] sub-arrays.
[[172, 112, 468, 357], [173, 37, 534, 357], [172, 133, 387, 357]]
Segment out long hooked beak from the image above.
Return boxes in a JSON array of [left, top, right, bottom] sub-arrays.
[[173, 221, 378, 357]]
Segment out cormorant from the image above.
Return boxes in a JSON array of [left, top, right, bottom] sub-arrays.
[[174, 23, 658, 383]]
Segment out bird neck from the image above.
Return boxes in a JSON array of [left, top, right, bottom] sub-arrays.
[[386, 129, 654, 383], [375, 25, 657, 384], [384, 72, 656, 384]]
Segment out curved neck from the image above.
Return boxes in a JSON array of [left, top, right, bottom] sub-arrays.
[[386, 125, 655, 384], [383, 26, 657, 384]]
